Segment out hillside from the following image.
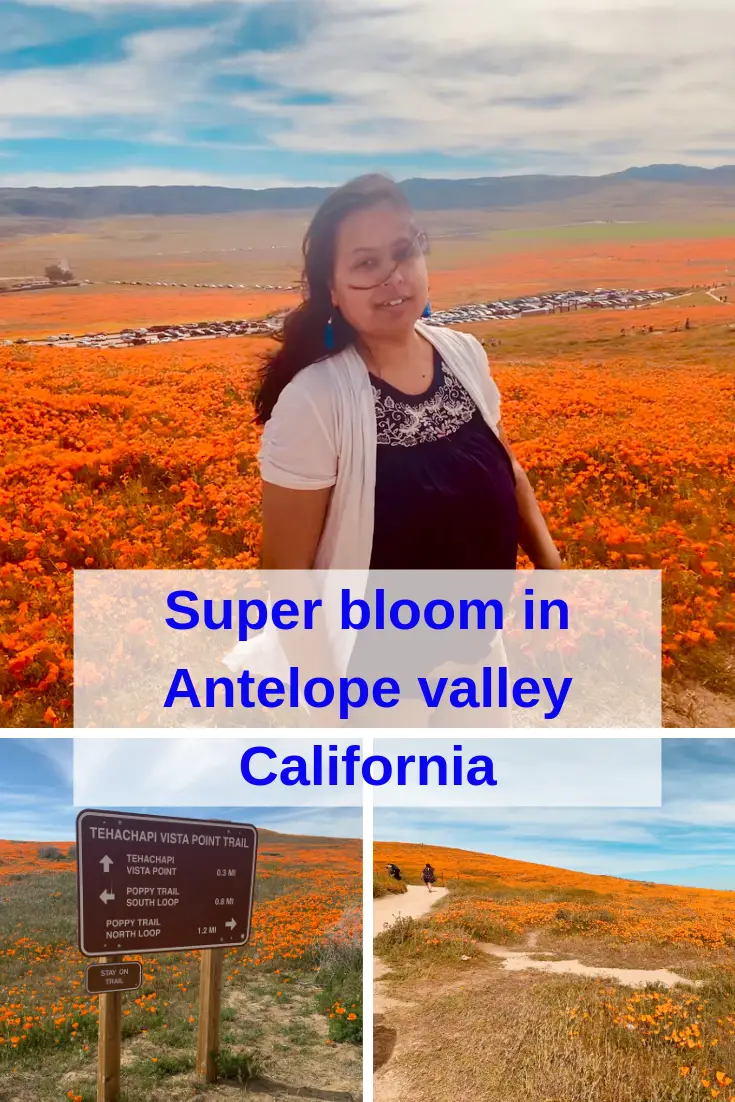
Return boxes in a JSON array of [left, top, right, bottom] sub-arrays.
[[373, 839, 735, 940], [373, 839, 735, 1102], [0, 826, 358, 887], [3, 164, 735, 221], [0, 829, 361, 1102]]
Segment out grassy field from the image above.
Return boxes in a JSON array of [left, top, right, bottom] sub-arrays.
[[1, 206, 734, 292], [0, 211, 309, 286], [373, 841, 735, 1102], [0, 211, 733, 726], [0, 833, 362, 1102]]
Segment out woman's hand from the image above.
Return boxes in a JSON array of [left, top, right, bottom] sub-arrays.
[[496, 424, 563, 570]]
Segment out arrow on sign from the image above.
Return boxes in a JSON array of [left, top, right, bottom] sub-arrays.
[[100, 855, 113, 873], [100, 889, 115, 904], [225, 919, 237, 931]]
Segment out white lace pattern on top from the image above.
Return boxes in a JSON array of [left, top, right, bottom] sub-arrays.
[[372, 363, 476, 447]]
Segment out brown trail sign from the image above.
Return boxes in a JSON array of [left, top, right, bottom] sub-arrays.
[[75, 810, 258, 1102], [76, 809, 258, 956]]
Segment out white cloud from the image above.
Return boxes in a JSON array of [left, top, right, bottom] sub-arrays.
[[223, 0, 735, 168], [248, 806, 362, 839], [1, 9, 75, 53], [373, 811, 735, 883], [373, 767, 735, 884], [0, 121, 61, 140], [16, 0, 243, 8], [2, 0, 735, 185], [0, 25, 219, 122], [0, 167, 326, 187], [16, 739, 74, 784], [375, 806, 660, 845]]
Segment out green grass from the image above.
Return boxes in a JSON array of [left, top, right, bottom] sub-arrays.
[[462, 302, 735, 372], [310, 915, 362, 1045], [215, 1048, 263, 1082], [373, 870, 409, 898], [374, 914, 480, 969], [474, 220, 735, 246]]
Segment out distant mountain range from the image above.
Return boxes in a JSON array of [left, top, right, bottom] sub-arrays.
[[2, 164, 735, 219]]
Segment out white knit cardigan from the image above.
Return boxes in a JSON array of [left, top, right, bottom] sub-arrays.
[[258, 319, 502, 568], [224, 320, 503, 677]]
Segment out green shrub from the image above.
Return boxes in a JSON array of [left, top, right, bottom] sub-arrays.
[[313, 905, 362, 1044], [375, 916, 477, 965], [216, 1049, 262, 1081], [373, 870, 408, 898], [325, 1000, 362, 1044], [37, 846, 64, 861]]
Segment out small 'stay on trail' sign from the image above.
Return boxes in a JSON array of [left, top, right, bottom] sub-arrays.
[[85, 961, 143, 995], [76, 809, 258, 957]]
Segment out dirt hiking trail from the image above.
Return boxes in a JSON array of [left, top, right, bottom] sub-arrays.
[[480, 937, 700, 989], [373, 886, 448, 1018], [373, 885, 448, 939], [372, 888, 707, 1102]]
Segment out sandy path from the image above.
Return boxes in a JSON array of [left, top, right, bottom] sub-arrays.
[[373, 885, 448, 938], [373, 886, 448, 1015], [480, 942, 699, 989]]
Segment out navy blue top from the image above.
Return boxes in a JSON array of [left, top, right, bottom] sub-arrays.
[[348, 348, 519, 688], [369, 347, 519, 569]]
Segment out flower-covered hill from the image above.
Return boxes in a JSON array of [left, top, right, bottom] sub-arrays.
[[0, 840, 76, 885], [0, 828, 362, 1100], [374, 839, 735, 951]]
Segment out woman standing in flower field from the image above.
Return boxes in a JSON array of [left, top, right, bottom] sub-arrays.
[[255, 173, 561, 574]]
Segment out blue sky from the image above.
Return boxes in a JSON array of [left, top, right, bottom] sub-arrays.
[[2, 739, 735, 891], [0, 739, 362, 840], [0, 0, 733, 188], [374, 740, 735, 891]]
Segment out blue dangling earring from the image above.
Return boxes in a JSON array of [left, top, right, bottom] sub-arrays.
[[324, 314, 335, 351], [422, 300, 432, 318]]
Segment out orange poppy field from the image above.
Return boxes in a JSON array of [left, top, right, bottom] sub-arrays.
[[1, 282, 734, 725], [0, 285, 299, 341], [374, 840, 735, 951], [428, 231, 735, 303], [0, 831, 361, 1100], [373, 840, 735, 1102]]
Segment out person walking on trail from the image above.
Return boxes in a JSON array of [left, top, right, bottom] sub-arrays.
[[422, 863, 437, 892]]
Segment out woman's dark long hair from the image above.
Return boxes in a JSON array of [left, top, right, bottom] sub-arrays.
[[254, 173, 412, 424]]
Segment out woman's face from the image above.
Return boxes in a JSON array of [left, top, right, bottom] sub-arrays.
[[329, 200, 429, 339]]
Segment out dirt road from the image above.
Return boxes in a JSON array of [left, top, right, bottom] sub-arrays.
[[373, 886, 448, 1019], [374, 885, 450, 1100], [480, 941, 699, 989], [373, 885, 448, 939]]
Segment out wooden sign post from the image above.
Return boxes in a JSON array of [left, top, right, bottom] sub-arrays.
[[96, 957, 122, 1102], [196, 947, 225, 1082], [75, 810, 258, 1101]]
